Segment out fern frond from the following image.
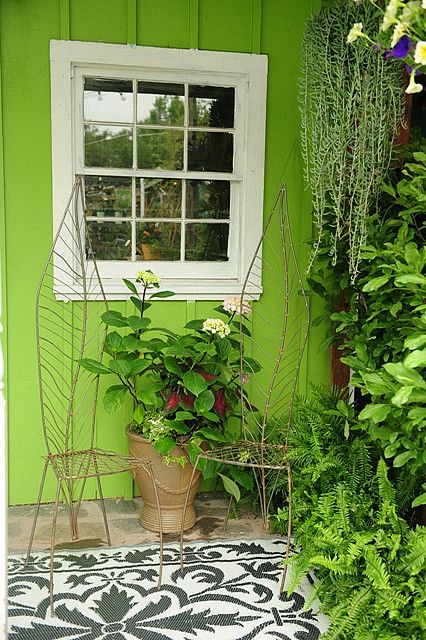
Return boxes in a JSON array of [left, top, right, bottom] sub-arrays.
[[322, 587, 371, 640], [346, 531, 375, 562], [364, 548, 390, 590], [376, 459, 395, 503]]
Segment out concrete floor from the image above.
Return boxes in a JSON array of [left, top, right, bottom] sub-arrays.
[[8, 493, 277, 554]]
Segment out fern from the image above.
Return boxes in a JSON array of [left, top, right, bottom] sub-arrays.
[[322, 588, 371, 640], [364, 548, 391, 590]]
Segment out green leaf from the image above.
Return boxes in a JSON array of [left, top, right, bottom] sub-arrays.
[[149, 290, 174, 299], [228, 466, 254, 491], [80, 358, 111, 375], [404, 349, 426, 368], [108, 358, 133, 377], [153, 436, 176, 456], [123, 278, 138, 294], [407, 407, 426, 424], [101, 310, 128, 327], [127, 316, 151, 331], [187, 440, 203, 465], [412, 492, 426, 508], [359, 403, 391, 424], [184, 319, 204, 330], [104, 331, 122, 353], [194, 389, 215, 414], [195, 426, 227, 442], [242, 356, 261, 374], [362, 276, 390, 292], [393, 450, 415, 467], [216, 337, 232, 361], [404, 334, 426, 350], [175, 411, 195, 421], [103, 385, 127, 413], [128, 358, 151, 375], [136, 388, 159, 405], [130, 296, 142, 312], [203, 411, 220, 423], [384, 363, 425, 387], [360, 372, 390, 396], [182, 371, 208, 396], [395, 274, 426, 286], [219, 474, 241, 502], [163, 357, 182, 375], [391, 386, 413, 407], [122, 335, 142, 352], [364, 549, 390, 590]]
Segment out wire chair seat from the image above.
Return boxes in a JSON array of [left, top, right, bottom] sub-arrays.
[[196, 441, 289, 470], [46, 448, 150, 481]]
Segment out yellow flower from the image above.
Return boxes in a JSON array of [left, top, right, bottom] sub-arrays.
[[405, 70, 423, 94], [135, 270, 161, 286], [391, 22, 406, 48], [347, 22, 364, 43], [380, 0, 401, 31], [414, 41, 426, 66]]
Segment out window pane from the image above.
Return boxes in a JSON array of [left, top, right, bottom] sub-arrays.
[[84, 77, 133, 123], [189, 86, 234, 128], [85, 176, 132, 219], [185, 223, 229, 261], [137, 129, 183, 170], [137, 179, 181, 219], [186, 180, 230, 220], [85, 124, 133, 168], [188, 131, 233, 172], [136, 222, 181, 260], [137, 82, 184, 126], [87, 221, 131, 260]]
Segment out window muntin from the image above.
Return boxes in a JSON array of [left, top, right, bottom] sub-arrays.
[[81, 76, 235, 264]]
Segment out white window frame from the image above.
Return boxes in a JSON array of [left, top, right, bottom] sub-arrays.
[[50, 40, 267, 300]]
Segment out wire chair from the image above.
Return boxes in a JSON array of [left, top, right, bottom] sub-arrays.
[[25, 178, 163, 615], [180, 184, 310, 590]]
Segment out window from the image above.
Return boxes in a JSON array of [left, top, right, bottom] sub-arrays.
[[50, 40, 267, 299]]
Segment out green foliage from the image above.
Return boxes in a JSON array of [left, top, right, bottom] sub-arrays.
[[299, 0, 404, 280], [273, 388, 426, 640]]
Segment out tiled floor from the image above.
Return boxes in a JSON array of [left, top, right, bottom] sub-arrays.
[[8, 493, 277, 554]]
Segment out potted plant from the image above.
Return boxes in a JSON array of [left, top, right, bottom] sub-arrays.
[[81, 270, 257, 532]]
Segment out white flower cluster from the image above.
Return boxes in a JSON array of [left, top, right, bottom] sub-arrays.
[[222, 296, 252, 316], [202, 318, 231, 338], [136, 270, 161, 287]]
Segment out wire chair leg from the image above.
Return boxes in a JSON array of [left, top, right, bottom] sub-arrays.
[[223, 495, 233, 531], [147, 467, 163, 588], [96, 473, 111, 546], [179, 455, 200, 571], [280, 462, 293, 593], [25, 458, 49, 567], [74, 476, 89, 524], [50, 477, 62, 617]]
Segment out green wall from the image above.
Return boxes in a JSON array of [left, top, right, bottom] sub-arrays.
[[0, 0, 329, 506]]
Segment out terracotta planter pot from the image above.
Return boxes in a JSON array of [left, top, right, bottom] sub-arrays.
[[126, 427, 202, 533]]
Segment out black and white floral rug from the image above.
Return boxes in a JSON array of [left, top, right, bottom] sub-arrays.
[[8, 539, 328, 639]]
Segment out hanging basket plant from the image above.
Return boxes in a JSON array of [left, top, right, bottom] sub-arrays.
[[300, 0, 405, 281]]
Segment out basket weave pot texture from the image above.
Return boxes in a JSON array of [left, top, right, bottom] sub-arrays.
[[127, 427, 202, 533]]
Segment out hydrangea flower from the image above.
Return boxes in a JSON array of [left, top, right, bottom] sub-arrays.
[[202, 318, 231, 338], [222, 296, 252, 316], [347, 22, 364, 43], [136, 270, 161, 287], [414, 41, 426, 66]]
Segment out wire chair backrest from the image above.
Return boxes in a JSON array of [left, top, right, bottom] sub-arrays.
[[36, 178, 108, 456], [239, 184, 310, 445]]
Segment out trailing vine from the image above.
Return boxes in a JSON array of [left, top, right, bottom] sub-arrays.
[[299, 0, 404, 281]]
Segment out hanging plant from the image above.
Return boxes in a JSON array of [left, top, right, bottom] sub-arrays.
[[300, 0, 405, 281]]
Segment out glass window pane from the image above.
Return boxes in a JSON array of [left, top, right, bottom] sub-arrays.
[[87, 221, 131, 260], [84, 124, 133, 168], [85, 176, 132, 219], [136, 222, 181, 261], [189, 86, 234, 128], [137, 129, 183, 170], [137, 179, 182, 219], [84, 77, 133, 123], [137, 81, 184, 126], [185, 223, 229, 261], [188, 131, 233, 172], [186, 180, 230, 220]]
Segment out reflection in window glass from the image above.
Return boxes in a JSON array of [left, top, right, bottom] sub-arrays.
[[189, 86, 234, 128], [87, 221, 132, 260], [84, 124, 132, 168], [84, 77, 133, 123], [137, 82, 184, 126], [188, 131, 233, 172], [185, 223, 229, 261], [186, 180, 230, 219], [137, 129, 183, 170], [137, 179, 181, 219], [136, 222, 181, 261], [85, 176, 132, 219]]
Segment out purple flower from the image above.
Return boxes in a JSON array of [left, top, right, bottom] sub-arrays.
[[404, 63, 422, 76], [393, 35, 411, 59]]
